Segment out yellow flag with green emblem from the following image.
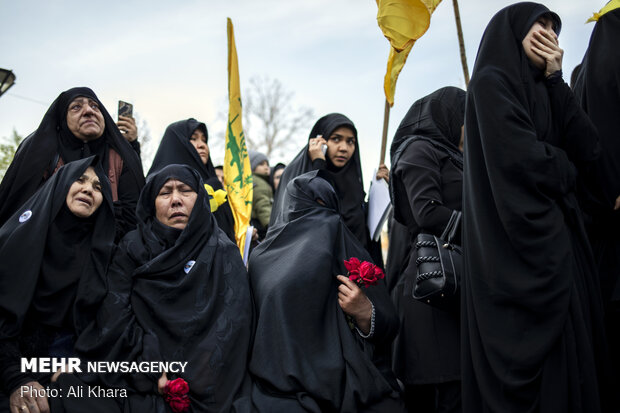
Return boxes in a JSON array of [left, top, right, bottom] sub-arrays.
[[377, 0, 442, 106], [225, 18, 253, 257]]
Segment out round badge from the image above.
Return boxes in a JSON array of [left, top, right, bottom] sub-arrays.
[[19, 210, 33, 223]]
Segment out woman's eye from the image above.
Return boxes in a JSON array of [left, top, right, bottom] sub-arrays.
[[347, 139, 356, 145]]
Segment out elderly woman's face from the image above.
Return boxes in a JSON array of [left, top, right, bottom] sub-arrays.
[[66, 166, 103, 218], [189, 129, 209, 164], [66, 97, 105, 142], [155, 179, 198, 229]]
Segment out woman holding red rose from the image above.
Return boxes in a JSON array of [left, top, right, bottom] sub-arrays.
[[249, 170, 404, 412]]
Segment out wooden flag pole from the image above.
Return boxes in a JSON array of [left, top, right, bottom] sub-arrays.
[[452, 0, 470, 86], [379, 99, 390, 165]]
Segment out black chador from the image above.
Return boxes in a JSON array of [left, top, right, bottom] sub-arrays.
[[462, 3, 612, 412], [0, 157, 115, 399], [249, 170, 403, 412], [573, 5, 620, 391], [389, 86, 465, 410]]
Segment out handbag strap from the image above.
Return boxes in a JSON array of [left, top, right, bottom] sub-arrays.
[[440, 210, 462, 243]]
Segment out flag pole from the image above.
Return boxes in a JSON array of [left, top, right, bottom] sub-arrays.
[[379, 99, 390, 165], [452, 0, 469, 86]]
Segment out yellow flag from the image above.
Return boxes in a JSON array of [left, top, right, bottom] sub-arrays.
[[586, 0, 620, 23], [377, 0, 442, 106], [225, 18, 253, 257]]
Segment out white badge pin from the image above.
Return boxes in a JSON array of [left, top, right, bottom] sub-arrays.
[[184, 260, 196, 274], [19, 210, 32, 223]]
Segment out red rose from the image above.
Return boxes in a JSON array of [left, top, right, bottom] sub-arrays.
[[164, 378, 190, 412], [165, 378, 189, 396], [344, 257, 361, 274], [166, 394, 191, 413], [343, 258, 385, 288]]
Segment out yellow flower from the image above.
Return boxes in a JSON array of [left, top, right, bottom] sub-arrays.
[[204, 184, 228, 212]]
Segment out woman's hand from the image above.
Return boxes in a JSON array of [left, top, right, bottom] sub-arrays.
[[308, 135, 327, 162], [157, 372, 169, 395], [614, 195, 620, 211], [336, 275, 372, 334], [117, 115, 138, 142], [10, 381, 50, 413], [532, 29, 563, 77], [376, 164, 389, 183]]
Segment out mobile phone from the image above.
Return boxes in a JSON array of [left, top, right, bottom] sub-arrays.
[[118, 100, 133, 119], [321, 144, 328, 155]]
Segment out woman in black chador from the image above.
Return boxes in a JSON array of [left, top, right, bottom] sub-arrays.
[[389, 86, 465, 413], [0, 87, 145, 241], [148, 118, 236, 242], [249, 170, 404, 413], [0, 157, 115, 413], [462, 3, 613, 412], [270, 113, 384, 266], [53, 164, 254, 413], [572, 3, 620, 389]]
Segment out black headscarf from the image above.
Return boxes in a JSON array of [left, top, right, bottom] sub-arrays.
[[389, 86, 465, 225], [249, 170, 399, 412], [70, 164, 253, 412], [268, 162, 285, 192], [0, 87, 145, 228], [271, 114, 367, 248], [462, 3, 610, 412], [0, 156, 115, 394], [148, 118, 236, 242]]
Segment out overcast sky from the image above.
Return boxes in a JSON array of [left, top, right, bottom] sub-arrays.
[[0, 0, 603, 185]]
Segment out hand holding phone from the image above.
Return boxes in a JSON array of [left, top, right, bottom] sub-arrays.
[[308, 135, 327, 162]]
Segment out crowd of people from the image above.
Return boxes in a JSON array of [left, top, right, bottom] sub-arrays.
[[0, 2, 618, 412]]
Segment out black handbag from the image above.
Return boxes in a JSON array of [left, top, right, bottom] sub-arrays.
[[410, 210, 461, 311]]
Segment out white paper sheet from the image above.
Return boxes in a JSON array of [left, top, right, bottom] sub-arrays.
[[367, 170, 392, 242]]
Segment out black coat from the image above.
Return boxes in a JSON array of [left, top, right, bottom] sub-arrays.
[[388, 86, 465, 385], [55, 165, 253, 413], [0, 157, 115, 396], [249, 170, 402, 413], [0, 87, 145, 241], [462, 3, 611, 412]]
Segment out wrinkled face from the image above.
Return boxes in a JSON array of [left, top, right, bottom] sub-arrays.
[[155, 179, 198, 229], [66, 166, 103, 218], [273, 168, 284, 190], [66, 97, 105, 142], [189, 129, 209, 164], [522, 16, 556, 70], [254, 160, 270, 176], [326, 126, 356, 168]]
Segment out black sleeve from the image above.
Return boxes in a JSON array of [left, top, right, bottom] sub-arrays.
[[0, 339, 35, 396], [114, 163, 141, 242], [311, 158, 326, 171], [397, 141, 454, 235], [129, 140, 141, 156], [546, 74, 600, 165]]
